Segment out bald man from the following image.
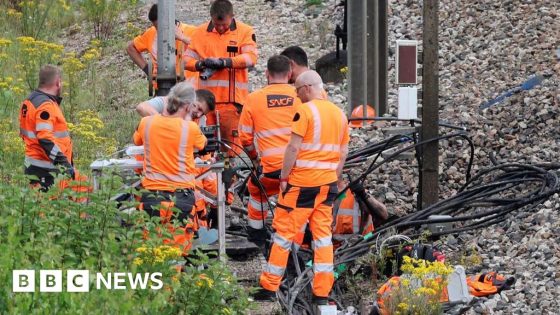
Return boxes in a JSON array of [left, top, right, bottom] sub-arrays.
[[257, 70, 349, 304]]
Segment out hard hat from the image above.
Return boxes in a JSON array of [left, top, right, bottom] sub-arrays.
[[349, 105, 376, 128]]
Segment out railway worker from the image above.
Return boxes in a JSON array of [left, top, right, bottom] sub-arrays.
[[280, 46, 310, 84], [257, 70, 349, 304], [238, 55, 302, 250], [332, 179, 388, 242], [184, 0, 258, 156], [19, 65, 74, 191], [126, 4, 198, 90], [281, 45, 329, 99], [136, 89, 216, 125], [133, 82, 207, 254]]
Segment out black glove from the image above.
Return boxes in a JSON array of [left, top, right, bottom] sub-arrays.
[[64, 166, 75, 180], [142, 64, 149, 76], [203, 58, 226, 69], [195, 60, 205, 71], [349, 181, 367, 200], [220, 57, 232, 68]]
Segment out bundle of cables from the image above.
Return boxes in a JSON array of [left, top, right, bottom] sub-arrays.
[[278, 159, 560, 314]]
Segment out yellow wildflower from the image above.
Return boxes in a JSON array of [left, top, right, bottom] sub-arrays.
[[0, 38, 12, 47]]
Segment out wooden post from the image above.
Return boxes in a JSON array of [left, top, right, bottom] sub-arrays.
[[420, 0, 439, 208]]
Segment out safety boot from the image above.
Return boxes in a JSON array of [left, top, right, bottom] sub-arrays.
[[252, 287, 276, 301]]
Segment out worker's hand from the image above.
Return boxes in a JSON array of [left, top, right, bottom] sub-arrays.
[[203, 57, 226, 69], [280, 180, 287, 193], [175, 24, 189, 44], [349, 181, 367, 199], [64, 166, 76, 180]]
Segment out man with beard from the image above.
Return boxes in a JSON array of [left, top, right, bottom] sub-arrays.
[[19, 65, 74, 191]]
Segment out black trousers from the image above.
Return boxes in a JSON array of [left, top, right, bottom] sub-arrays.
[[140, 189, 195, 223]]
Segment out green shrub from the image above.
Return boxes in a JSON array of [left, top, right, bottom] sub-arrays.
[[0, 174, 253, 314]]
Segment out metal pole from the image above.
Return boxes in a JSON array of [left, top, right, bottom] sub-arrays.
[[369, 0, 378, 117], [347, 0, 367, 116], [421, 0, 439, 208], [216, 168, 226, 260], [156, 0, 176, 96], [378, 0, 388, 116]]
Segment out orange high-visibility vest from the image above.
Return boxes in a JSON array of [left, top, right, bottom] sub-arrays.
[[132, 23, 197, 83], [289, 99, 349, 187], [333, 192, 373, 235], [239, 84, 302, 173], [133, 115, 206, 191], [19, 90, 73, 170], [184, 19, 257, 106]]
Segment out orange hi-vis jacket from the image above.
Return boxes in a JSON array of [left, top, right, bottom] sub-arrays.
[[289, 99, 350, 187], [239, 84, 302, 173], [133, 23, 197, 83], [184, 19, 257, 106], [19, 90, 73, 170], [133, 115, 207, 191], [333, 191, 374, 236]]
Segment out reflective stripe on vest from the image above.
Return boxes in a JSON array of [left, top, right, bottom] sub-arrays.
[[336, 199, 361, 233], [295, 102, 340, 170], [24, 156, 55, 169], [255, 127, 291, 139], [143, 116, 195, 183], [295, 160, 338, 170], [239, 124, 253, 133], [36, 122, 53, 131], [199, 79, 248, 91], [184, 49, 200, 60], [20, 128, 36, 139], [261, 146, 286, 157]]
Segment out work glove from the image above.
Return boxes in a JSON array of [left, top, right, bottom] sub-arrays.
[[142, 64, 149, 76], [349, 181, 368, 200], [203, 57, 231, 69], [195, 60, 206, 71], [63, 166, 76, 180]]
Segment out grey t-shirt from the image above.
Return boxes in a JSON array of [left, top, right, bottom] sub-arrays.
[[147, 96, 167, 114]]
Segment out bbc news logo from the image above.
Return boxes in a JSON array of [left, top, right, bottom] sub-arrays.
[[13, 270, 163, 292]]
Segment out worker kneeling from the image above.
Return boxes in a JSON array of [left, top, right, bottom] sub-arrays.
[[133, 82, 207, 254]]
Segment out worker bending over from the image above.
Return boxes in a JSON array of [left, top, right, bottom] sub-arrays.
[[133, 82, 207, 253], [238, 55, 302, 249], [19, 65, 74, 191], [184, 0, 257, 155], [136, 89, 216, 125], [333, 179, 388, 241], [258, 71, 349, 304], [127, 4, 197, 89]]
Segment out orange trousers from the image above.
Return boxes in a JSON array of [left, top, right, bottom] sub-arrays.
[[247, 174, 279, 229], [260, 182, 338, 297]]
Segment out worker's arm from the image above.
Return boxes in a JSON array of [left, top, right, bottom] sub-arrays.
[[280, 133, 303, 186], [35, 103, 73, 175], [228, 29, 258, 69], [126, 41, 148, 74], [132, 119, 145, 145], [337, 111, 350, 179], [359, 195, 388, 222], [136, 96, 166, 117], [191, 122, 208, 151], [337, 144, 348, 180]]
